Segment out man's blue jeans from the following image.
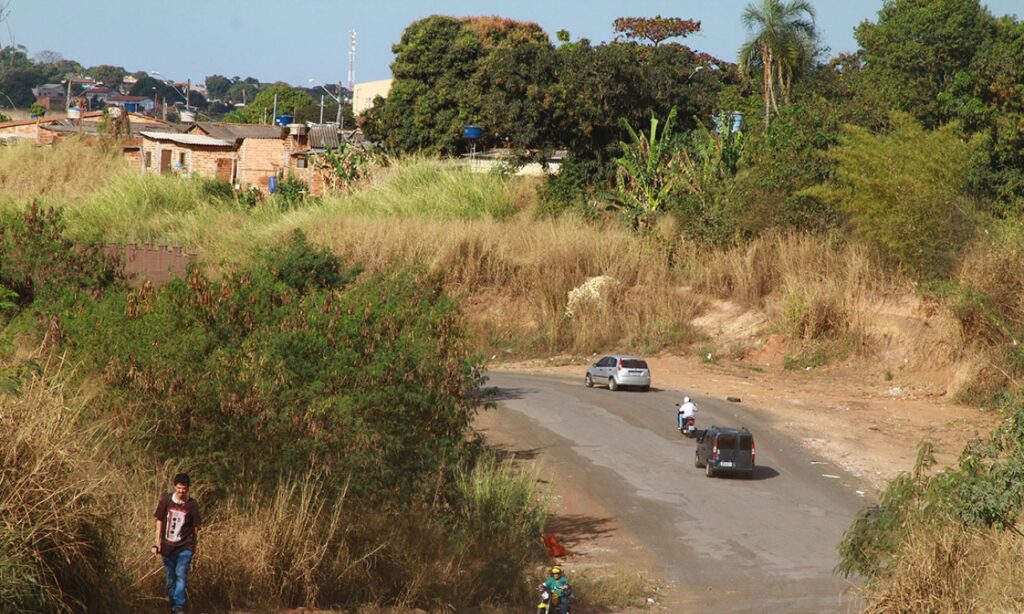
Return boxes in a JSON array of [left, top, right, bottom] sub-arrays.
[[162, 548, 193, 611]]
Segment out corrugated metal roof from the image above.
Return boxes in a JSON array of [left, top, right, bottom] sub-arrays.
[[308, 125, 340, 149], [43, 121, 189, 136], [192, 122, 284, 141], [140, 131, 233, 147]]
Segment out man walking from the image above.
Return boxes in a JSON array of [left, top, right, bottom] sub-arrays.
[[152, 473, 201, 613]]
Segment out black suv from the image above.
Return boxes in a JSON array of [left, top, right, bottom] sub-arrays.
[[694, 426, 755, 479]]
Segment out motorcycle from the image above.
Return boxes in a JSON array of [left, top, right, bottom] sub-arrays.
[[676, 403, 697, 438], [536, 584, 570, 614]]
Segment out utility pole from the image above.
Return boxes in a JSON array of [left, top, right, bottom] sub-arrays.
[[341, 28, 355, 130], [319, 94, 324, 124], [336, 81, 343, 128], [348, 29, 356, 94]]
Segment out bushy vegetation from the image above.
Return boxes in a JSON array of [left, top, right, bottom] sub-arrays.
[[838, 399, 1024, 612], [0, 210, 549, 612]]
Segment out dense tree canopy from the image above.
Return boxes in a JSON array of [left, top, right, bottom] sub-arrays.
[[855, 0, 996, 128], [613, 15, 701, 46], [364, 15, 728, 157], [223, 83, 316, 123]]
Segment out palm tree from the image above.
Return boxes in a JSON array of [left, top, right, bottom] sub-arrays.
[[738, 0, 817, 127]]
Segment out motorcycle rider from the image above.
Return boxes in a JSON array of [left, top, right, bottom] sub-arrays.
[[542, 566, 572, 614], [677, 396, 697, 431]]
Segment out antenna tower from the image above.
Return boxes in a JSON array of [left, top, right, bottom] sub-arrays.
[[348, 29, 357, 94]]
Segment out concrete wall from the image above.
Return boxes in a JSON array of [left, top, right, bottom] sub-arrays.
[[352, 79, 393, 115]]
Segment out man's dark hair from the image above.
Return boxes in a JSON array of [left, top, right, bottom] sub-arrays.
[[173, 473, 191, 486]]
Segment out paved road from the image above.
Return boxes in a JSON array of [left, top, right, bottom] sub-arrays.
[[486, 371, 868, 613]]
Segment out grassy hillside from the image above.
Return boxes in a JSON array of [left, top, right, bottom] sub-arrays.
[[5, 141, 1024, 611]]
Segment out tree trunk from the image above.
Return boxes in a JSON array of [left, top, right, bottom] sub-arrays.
[[762, 45, 773, 128]]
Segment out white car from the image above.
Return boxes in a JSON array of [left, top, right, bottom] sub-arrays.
[[585, 354, 651, 391]]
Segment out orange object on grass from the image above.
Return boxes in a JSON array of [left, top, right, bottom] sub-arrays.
[[543, 532, 569, 557]]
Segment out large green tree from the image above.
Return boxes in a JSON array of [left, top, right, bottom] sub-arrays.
[[85, 64, 126, 88], [204, 74, 231, 101], [223, 83, 315, 123], [855, 0, 996, 128], [738, 0, 817, 126], [368, 16, 482, 154]]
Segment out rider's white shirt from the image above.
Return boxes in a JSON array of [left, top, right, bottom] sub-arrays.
[[678, 401, 697, 418]]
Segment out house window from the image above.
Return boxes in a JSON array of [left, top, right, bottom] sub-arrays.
[[296, 158, 307, 169], [145, 151, 152, 168], [178, 152, 186, 166]]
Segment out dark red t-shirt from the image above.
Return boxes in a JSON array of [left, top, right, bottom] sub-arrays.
[[154, 494, 201, 556]]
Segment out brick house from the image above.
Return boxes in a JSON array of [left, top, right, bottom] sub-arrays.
[[0, 111, 172, 146], [190, 123, 292, 189], [285, 125, 365, 197], [139, 122, 305, 191], [140, 131, 236, 180], [84, 85, 119, 108], [31, 83, 66, 111]]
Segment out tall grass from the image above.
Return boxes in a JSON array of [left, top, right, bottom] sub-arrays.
[[320, 157, 519, 220], [682, 232, 900, 360], [194, 477, 356, 609], [860, 523, 1024, 613], [0, 375, 124, 613], [0, 370, 552, 611], [0, 139, 127, 206]]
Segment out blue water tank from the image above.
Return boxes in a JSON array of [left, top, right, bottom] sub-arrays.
[[463, 125, 483, 140], [268, 176, 277, 193], [274, 114, 294, 127]]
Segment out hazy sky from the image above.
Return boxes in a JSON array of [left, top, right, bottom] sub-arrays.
[[12, 1, 1023, 87]]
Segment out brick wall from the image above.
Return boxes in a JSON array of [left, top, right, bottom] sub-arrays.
[[238, 137, 289, 191], [140, 139, 235, 179], [105, 243, 195, 287], [0, 123, 41, 143]]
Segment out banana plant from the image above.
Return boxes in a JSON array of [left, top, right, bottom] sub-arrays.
[[612, 107, 681, 232]]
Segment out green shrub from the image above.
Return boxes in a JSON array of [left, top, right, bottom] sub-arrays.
[[0, 204, 123, 307], [536, 156, 602, 218], [63, 255, 482, 501], [840, 399, 1024, 584], [258, 229, 360, 292], [200, 178, 236, 202], [805, 114, 980, 278], [274, 174, 309, 209], [732, 100, 842, 236]]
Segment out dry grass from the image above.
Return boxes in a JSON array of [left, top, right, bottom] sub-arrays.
[[683, 232, 903, 361], [192, 477, 363, 609], [0, 373, 124, 612], [0, 139, 129, 206], [862, 523, 1024, 613], [570, 567, 654, 610]]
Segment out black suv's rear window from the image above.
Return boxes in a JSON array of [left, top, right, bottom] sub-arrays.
[[717, 433, 737, 448], [740, 434, 753, 451], [621, 359, 648, 369]]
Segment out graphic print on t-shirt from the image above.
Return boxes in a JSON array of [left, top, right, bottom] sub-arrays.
[[164, 508, 187, 542]]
